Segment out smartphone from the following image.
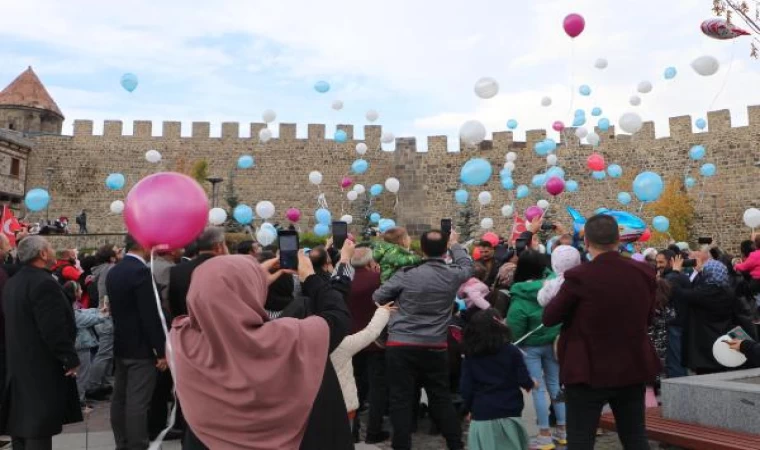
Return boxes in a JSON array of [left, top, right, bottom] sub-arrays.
[[332, 221, 348, 250], [277, 230, 299, 270], [682, 259, 697, 268], [441, 218, 452, 236], [728, 326, 754, 341], [541, 221, 556, 231], [698, 237, 713, 245]]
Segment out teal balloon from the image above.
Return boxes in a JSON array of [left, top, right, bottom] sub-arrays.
[[607, 164, 622, 178], [501, 177, 514, 190], [315, 208, 332, 224], [579, 85, 591, 96], [455, 189, 469, 204], [546, 166, 565, 180], [516, 185, 530, 199], [598, 118, 610, 132], [700, 163, 716, 177], [507, 119, 518, 130], [695, 118, 706, 130], [314, 223, 330, 236], [351, 159, 369, 174], [664, 67, 677, 79], [633, 171, 664, 202], [566, 180, 579, 192], [592, 171, 606, 180], [105, 173, 125, 190], [334, 129, 348, 143], [120, 73, 138, 92], [460, 158, 492, 186], [591, 107, 602, 116], [314, 81, 330, 93], [685, 177, 696, 189], [532, 174, 547, 187], [544, 138, 557, 152], [370, 184, 383, 196], [534, 138, 557, 156], [689, 145, 706, 160], [24, 188, 50, 212], [378, 218, 396, 233], [370, 212, 381, 224], [617, 192, 632, 205], [233, 204, 254, 224], [237, 155, 255, 169], [653, 216, 670, 233], [572, 115, 586, 127]]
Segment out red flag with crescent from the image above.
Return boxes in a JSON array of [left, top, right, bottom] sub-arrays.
[[510, 215, 527, 243], [2, 205, 20, 247]]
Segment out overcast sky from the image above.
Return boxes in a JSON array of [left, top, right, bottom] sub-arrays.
[[1, 0, 758, 150]]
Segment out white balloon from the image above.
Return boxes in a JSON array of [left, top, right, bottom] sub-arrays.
[[629, 95, 641, 107], [385, 177, 400, 193], [619, 112, 643, 134], [255, 201, 275, 220], [381, 132, 395, 144], [713, 335, 747, 367], [744, 208, 760, 229], [637, 81, 653, 94], [459, 120, 487, 147], [208, 207, 227, 225], [504, 161, 516, 172], [506, 152, 517, 162], [145, 150, 161, 163], [537, 200, 550, 210], [356, 143, 368, 155], [347, 190, 358, 201], [332, 100, 344, 110], [259, 128, 272, 143], [546, 154, 558, 166], [308, 171, 323, 185], [480, 218, 494, 230], [586, 132, 600, 146], [575, 127, 589, 139], [541, 96, 552, 107], [691, 55, 720, 77], [478, 191, 492, 206], [501, 205, 514, 217], [366, 109, 379, 122], [256, 228, 276, 247], [262, 109, 277, 123], [474, 77, 499, 99], [110, 200, 125, 214], [594, 58, 608, 69], [353, 184, 366, 194], [340, 214, 353, 224]]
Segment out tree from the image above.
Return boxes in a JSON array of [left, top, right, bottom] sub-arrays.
[[354, 193, 375, 241], [456, 200, 476, 242], [645, 178, 695, 244], [190, 159, 209, 185]]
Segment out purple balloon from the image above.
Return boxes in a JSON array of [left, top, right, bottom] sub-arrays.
[[545, 177, 565, 196], [525, 206, 544, 223]]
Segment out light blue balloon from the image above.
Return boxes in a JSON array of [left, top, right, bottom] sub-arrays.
[[370, 184, 383, 196], [579, 85, 591, 96], [378, 218, 396, 233], [566, 180, 579, 192], [534, 141, 549, 156], [334, 129, 348, 143], [501, 177, 514, 190], [370, 212, 381, 224], [598, 118, 610, 132], [689, 145, 706, 160], [507, 119, 518, 130], [653, 216, 670, 233], [233, 204, 254, 225], [695, 118, 706, 130], [351, 159, 369, 174], [460, 158, 492, 186], [685, 177, 696, 189], [664, 67, 677, 80], [574, 109, 585, 117], [617, 192, 632, 205], [499, 168, 512, 180], [591, 107, 602, 116], [633, 171, 664, 202], [237, 155, 255, 169], [314, 80, 330, 93], [120, 73, 138, 92], [592, 171, 606, 180], [572, 115, 586, 127], [516, 185, 530, 199], [105, 173, 125, 190], [455, 189, 469, 204], [532, 174, 547, 187], [546, 166, 565, 180], [594, 208, 608, 215], [607, 164, 623, 178], [24, 188, 50, 212], [314, 223, 330, 237], [700, 163, 716, 177], [543, 138, 557, 152], [315, 208, 332, 224]]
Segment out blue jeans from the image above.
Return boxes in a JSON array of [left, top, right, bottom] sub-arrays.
[[522, 344, 566, 430], [87, 318, 114, 391], [666, 325, 688, 378]]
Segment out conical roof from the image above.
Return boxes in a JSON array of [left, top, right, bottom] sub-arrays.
[[0, 67, 63, 118]]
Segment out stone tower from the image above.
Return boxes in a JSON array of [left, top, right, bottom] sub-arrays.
[[0, 67, 64, 135]]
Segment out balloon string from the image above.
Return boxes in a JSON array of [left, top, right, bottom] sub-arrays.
[[565, 41, 576, 120], [708, 38, 736, 111]]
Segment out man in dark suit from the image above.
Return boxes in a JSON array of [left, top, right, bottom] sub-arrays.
[[107, 235, 167, 450], [3, 235, 81, 449], [543, 214, 660, 450]]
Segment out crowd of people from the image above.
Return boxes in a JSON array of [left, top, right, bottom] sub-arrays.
[[0, 213, 758, 450]]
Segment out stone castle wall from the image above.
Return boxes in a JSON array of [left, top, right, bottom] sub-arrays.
[[24, 106, 760, 252]]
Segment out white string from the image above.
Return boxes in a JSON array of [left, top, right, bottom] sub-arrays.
[[514, 324, 544, 345], [708, 38, 737, 111]]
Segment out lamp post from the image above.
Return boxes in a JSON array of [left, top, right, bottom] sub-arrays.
[[44, 167, 54, 222], [206, 177, 224, 208]]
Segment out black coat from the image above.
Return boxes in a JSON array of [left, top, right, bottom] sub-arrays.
[[678, 283, 735, 371], [167, 253, 215, 318], [1, 266, 82, 437]]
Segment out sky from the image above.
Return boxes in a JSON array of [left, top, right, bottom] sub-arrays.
[[1, 0, 759, 151]]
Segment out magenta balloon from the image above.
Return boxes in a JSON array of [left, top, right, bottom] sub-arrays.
[[286, 207, 301, 222], [341, 177, 353, 189], [124, 172, 208, 250], [563, 13, 586, 38], [525, 206, 544, 222], [545, 176, 565, 196], [552, 121, 565, 132]]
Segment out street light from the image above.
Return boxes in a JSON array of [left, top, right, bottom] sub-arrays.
[[206, 177, 224, 208], [44, 167, 54, 222]]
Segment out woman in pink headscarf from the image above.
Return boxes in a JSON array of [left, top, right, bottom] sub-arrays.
[[171, 251, 353, 449]]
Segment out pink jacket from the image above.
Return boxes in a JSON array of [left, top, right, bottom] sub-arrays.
[[457, 278, 491, 311], [736, 250, 760, 279]]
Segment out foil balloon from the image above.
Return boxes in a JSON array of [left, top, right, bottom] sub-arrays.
[[701, 18, 750, 40]]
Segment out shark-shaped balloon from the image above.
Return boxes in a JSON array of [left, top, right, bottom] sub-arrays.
[[567, 206, 647, 243]]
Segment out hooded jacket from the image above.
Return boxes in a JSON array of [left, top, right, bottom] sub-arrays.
[[508, 274, 561, 346], [372, 241, 422, 283]]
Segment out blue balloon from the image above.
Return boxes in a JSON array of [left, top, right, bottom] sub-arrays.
[[574, 109, 586, 117], [543, 138, 557, 152], [120, 73, 138, 92], [572, 115, 586, 127], [334, 129, 348, 143], [592, 171, 606, 180], [532, 173, 547, 187], [652, 216, 670, 233], [499, 168, 512, 179], [378, 218, 396, 233], [455, 189, 469, 204], [370, 184, 384, 196], [314, 223, 330, 237], [370, 212, 381, 224], [579, 85, 591, 96], [566, 180, 579, 192], [594, 208, 608, 215], [507, 119, 518, 130], [689, 145, 706, 160], [105, 173, 125, 190], [460, 158, 493, 186], [314, 80, 330, 93], [24, 188, 50, 212], [534, 141, 548, 156], [633, 171, 664, 202], [233, 204, 254, 225], [598, 118, 610, 132], [607, 164, 623, 178], [617, 192, 632, 205], [700, 163, 716, 177], [237, 155, 255, 169], [501, 177, 515, 190], [516, 185, 530, 199], [591, 107, 602, 116], [351, 159, 369, 174], [685, 177, 696, 189], [664, 67, 677, 80], [695, 118, 706, 130], [546, 166, 565, 180], [315, 208, 332, 224]]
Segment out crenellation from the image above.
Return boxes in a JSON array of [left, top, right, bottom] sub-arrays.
[[133, 121, 152, 138], [103, 120, 123, 137], [250, 123, 267, 139], [707, 109, 731, 132], [307, 123, 325, 140], [336, 124, 353, 140], [525, 129, 546, 146], [364, 125, 382, 148], [221, 122, 239, 139], [192, 122, 210, 138], [279, 123, 296, 140], [427, 136, 448, 155], [635, 122, 655, 141], [748, 105, 760, 129], [162, 121, 181, 138], [73, 120, 93, 136], [493, 131, 513, 148], [668, 115, 692, 139]]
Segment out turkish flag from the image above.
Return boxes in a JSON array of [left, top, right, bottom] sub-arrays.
[[2, 205, 21, 247], [510, 215, 527, 243]]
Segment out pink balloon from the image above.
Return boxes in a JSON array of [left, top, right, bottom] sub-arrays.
[[124, 172, 208, 250], [587, 153, 605, 171], [563, 13, 586, 38], [525, 206, 544, 223], [341, 177, 353, 189], [286, 207, 301, 222], [552, 121, 565, 132], [546, 177, 565, 196]]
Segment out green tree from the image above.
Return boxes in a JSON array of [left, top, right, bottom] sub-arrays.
[[456, 200, 476, 242], [190, 159, 209, 185], [645, 178, 695, 243]]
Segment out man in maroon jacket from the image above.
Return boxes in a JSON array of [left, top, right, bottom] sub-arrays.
[[543, 214, 660, 450]]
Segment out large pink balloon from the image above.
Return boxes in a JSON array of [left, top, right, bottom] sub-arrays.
[[286, 207, 301, 222], [563, 13, 585, 38], [545, 177, 565, 196], [525, 206, 544, 223], [125, 172, 208, 250]]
